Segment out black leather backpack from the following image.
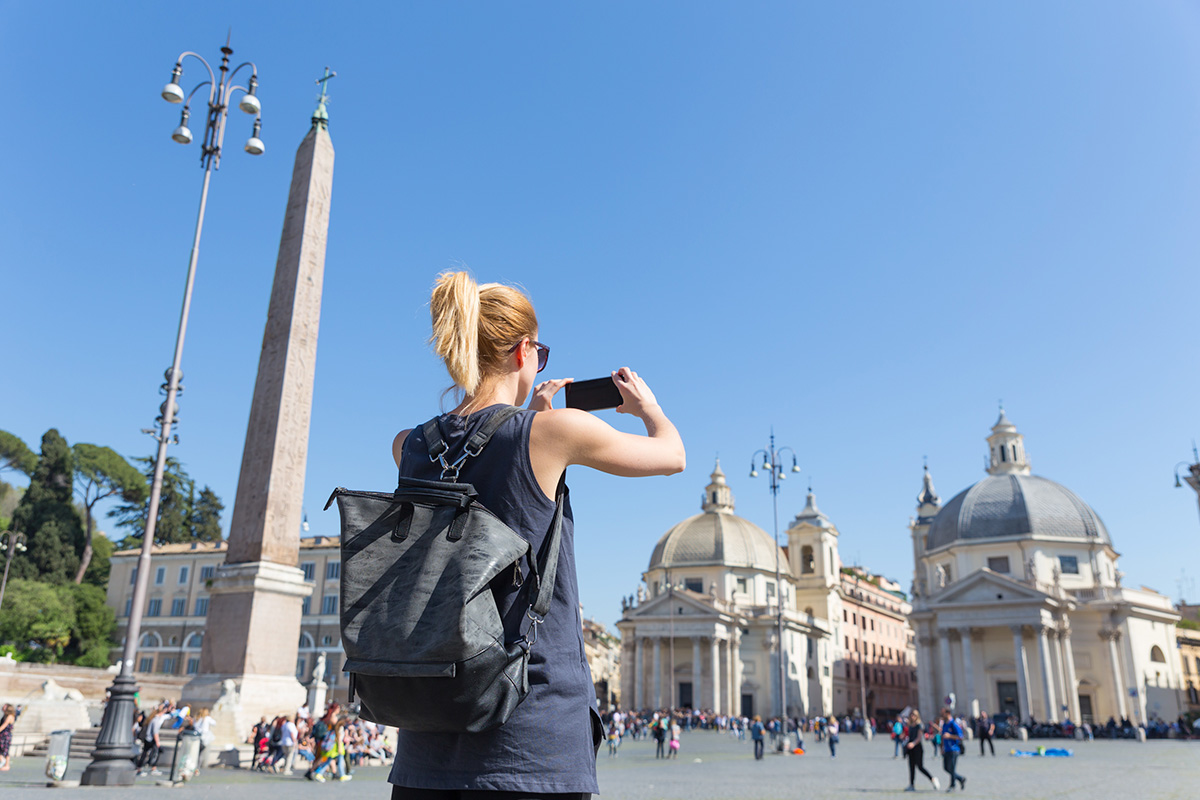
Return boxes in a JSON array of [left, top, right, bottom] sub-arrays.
[[325, 406, 565, 733]]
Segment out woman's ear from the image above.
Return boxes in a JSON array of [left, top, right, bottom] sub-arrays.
[[513, 337, 529, 370]]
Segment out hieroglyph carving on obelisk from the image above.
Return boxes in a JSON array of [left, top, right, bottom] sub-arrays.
[[186, 82, 335, 724]]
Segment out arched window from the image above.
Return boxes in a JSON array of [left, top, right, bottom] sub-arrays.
[[801, 545, 814, 574], [299, 632, 315, 649], [139, 632, 161, 648], [1150, 646, 1166, 663], [185, 632, 204, 648]]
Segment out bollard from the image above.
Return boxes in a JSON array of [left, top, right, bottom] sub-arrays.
[[1018, 726, 1029, 741], [1136, 727, 1147, 743]]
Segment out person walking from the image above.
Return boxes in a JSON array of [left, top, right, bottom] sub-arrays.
[[668, 720, 681, 759], [893, 715, 904, 759], [386, 271, 686, 800], [976, 711, 995, 756], [939, 709, 966, 791], [281, 715, 299, 774], [653, 714, 667, 759], [902, 710, 940, 792], [828, 715, 840, 758], [750, 716, 765, 760], [135, 707, 166, 776], [0, 704, 15, 771]]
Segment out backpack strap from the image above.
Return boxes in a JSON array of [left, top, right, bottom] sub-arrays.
[[524, 472, 568, 638], [422, 405, 523, 480]]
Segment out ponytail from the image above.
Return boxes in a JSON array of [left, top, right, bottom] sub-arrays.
[[430, 271, 483, 395], [429, 270, 538, 402]]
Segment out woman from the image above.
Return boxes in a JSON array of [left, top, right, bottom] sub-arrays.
[[902, 710, 939, 792], [389, 272, 685, 799], [0, 703, 16, 771], [827, 715, 840, 758]]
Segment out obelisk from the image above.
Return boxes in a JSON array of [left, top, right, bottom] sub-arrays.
[[185, 75, 335, 729]]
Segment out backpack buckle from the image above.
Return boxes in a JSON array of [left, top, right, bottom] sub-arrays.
[[525, 608, 544, 645]]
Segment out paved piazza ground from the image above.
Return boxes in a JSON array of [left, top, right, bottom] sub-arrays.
[[1, 732, 1195, 798]]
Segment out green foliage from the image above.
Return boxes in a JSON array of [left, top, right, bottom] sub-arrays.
[[0, 579, 115, 666], [71, 443, 147, 584], [192, 486, 224, 541], [110, 457, 223, 545], [0, 479, 24, 525], [83, 533, 114, 588], [0, 580, 74, 662], [10, 430, 83, 584], [0, 430, 37, 477]]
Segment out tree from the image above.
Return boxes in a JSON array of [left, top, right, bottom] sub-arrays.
[[191, 486, 224, 541], [83, 532, 114, 589], [0, 580, 74, 663], [71, 444, 147, 584], [10, 430, 83, 584], [63, 583, 116, 667], [109, 457, 223, 546], [0, 430, 37, 477]]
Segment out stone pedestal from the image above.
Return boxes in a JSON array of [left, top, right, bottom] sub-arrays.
[[307, 677, 328, 717]]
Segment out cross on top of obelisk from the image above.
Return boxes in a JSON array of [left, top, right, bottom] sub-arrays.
[[312, 66, 336, 129]]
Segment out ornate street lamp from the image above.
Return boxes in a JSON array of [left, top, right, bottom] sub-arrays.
[[1174, 443, 1200, 528], [0, 530, 28, 616], [749, 431, 801, 725], [81, 36, 264, 787]]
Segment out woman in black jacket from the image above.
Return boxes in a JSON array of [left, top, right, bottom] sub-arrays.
[[903, 710, 940, 792]]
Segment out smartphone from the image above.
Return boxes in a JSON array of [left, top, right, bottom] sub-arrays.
[[564, 377, 623, 411]]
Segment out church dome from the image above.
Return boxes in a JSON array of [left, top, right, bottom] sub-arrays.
[[647, 461, 792, 575], [926, 475, 1111, 551], [925, 412, 1111, 551]]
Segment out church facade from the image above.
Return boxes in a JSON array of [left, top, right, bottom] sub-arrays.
[[909, 412, 1183, 726], [617, 462, 917, 719]]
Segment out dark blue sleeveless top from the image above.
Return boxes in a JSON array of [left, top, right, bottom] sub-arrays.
[[389, 405, 600, 793]]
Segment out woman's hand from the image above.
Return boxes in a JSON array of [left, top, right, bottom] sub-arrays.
[[612, 367, 659, 418], [528, 378, 573, 412]]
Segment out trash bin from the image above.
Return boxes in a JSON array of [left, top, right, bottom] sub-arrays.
[[169, 730, 203, 783], [44, 729, 73, 782]]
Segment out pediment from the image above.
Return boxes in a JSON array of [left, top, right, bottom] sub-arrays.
[[933, 568, 1052, 606], [626, 589, 721, 620]]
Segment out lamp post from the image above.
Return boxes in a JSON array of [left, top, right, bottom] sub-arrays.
[[80, 38, 264, 787], [749, 431, 800, 724], [1174, 444, 1200, 528], [0, 530, 28, 616], [852, 584, 871, 736]]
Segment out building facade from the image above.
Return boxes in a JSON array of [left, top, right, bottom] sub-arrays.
[[910, 413, 1183, 726], [787, 493, 918, 720], [107, 537, 350, 703], [617, 462, 913, 719]]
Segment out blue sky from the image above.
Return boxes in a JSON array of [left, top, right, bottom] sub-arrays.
[[4, 2, 1200, 629]]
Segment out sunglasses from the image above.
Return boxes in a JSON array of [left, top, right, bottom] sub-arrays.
[[509, 339, 550, 373]]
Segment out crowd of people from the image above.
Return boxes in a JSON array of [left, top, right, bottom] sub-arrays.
[[123, 697, 393, 781], [246, 701, 393, 782]]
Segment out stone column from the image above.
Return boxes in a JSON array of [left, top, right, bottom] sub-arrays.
[[1035, 625, 1058, 722], [1102, 629, 1128, 721], [917, 635, 936, 718], [1011, 625, 1032, 724], [710, 636, 722, 712], [1061, 627, 1081, 722], [653, 638, 663, 709], [692, 636, 703, 709], [732, 629, 744, 717], [634, 637, 645, 710], [1049, 626, 1067, 719], [939, 629, 955, 711], [958, 627, 978, 718], [186, 119, 334, 728], [1118, 626, 1145, 725]]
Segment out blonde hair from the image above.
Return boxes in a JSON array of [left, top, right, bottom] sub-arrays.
[[429, 271, 538, 401], [909, 710, 921, 725]]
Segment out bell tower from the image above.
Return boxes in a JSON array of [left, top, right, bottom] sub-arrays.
[[986, 408, 1031, 475], [702, 459, 735, 513], [909, 465, 941, 605], [786, 488, 839, 590]]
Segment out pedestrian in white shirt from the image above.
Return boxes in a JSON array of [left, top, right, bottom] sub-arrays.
[[281, 716, 299, 774]]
